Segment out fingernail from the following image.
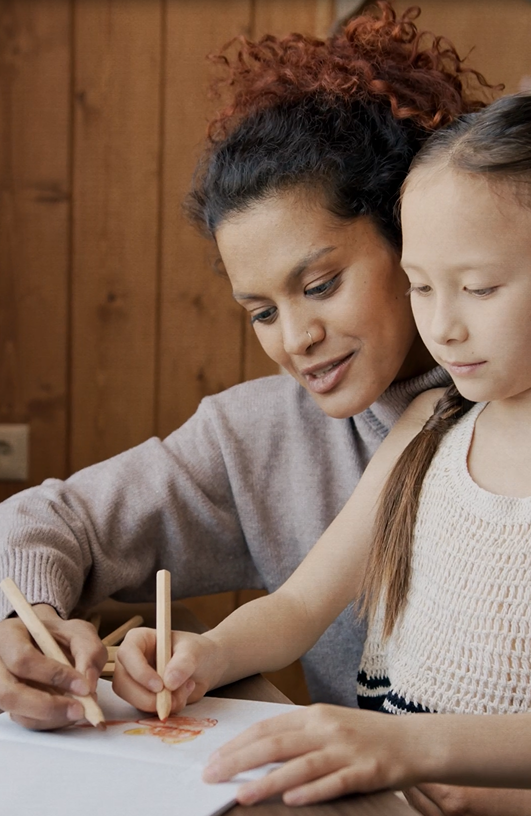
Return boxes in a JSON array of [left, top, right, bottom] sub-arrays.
[[70, 678, 90, 696], [67, 702, 84, 721], [148, 677, 163, 693], [165, 673, 182, 690], [185, 679, 195, 693]]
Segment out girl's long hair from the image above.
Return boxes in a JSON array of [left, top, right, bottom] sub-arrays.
[[361, 385, 474, 637], [362, 92, 531, 637]]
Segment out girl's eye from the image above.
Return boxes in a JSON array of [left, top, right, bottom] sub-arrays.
[[467, 286, 498, 297], [406, 285, 432, 296], [305, 274, 340, 298], [250, 306, 277, 325]]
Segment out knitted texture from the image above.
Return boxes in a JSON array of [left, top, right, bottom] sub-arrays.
[[358, 402, 531, 715]]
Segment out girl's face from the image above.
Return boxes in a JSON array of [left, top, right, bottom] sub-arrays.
[[216, 190, 432, 419], [401, 168, 531, 406]]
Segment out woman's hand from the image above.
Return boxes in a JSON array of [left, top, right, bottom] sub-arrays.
[[0, 605, 107, 730], [202, 704, 420, 806], [113, 627, 226, 714]]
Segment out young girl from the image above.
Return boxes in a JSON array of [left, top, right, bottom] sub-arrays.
[[115, 92, 531, 807]]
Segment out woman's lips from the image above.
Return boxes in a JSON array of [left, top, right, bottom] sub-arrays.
[[302, 352, 355, 394]]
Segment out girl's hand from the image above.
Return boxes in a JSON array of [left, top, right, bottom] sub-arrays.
[[202, 704, 419, 806], [0, 605, 107, 730], [113, 627, 226, 714]]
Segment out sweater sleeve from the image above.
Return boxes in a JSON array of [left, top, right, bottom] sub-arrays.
[[0, 398, 262, 621]]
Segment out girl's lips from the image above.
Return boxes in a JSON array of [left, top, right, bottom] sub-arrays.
[[443, 361, 486, 377], [302, 352, 355, 394]]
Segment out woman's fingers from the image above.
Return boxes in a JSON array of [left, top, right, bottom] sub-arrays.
[[0, 616, 95, 697], [59, 619, 108, 693], [0, 610, 109, 730], [0, 658, 84, 729]]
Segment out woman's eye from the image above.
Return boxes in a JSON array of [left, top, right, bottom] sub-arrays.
[[250, 306, 277, 325], [305, 274, 340, 298], [406, 284, 432, 296]]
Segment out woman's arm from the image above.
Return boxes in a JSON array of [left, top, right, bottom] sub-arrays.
[[114, 388, 445, 711], [0, 390, 265, 729]]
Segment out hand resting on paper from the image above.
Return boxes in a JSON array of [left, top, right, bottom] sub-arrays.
[[202, 705, 531, 808], [0, 605, 107, 730], [113, 626, 225, 714], [202, 704, 423, 806]]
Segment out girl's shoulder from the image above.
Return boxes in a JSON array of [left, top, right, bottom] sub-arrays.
[[398, 387, 447, 431]]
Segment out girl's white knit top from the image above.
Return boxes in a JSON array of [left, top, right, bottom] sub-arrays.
[[357, 401, 531, 716]]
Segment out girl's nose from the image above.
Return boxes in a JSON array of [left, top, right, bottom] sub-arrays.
[[430, 303, 468, 346]]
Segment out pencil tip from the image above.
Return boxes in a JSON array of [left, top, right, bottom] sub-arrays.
[[95, 722, 107, 731]]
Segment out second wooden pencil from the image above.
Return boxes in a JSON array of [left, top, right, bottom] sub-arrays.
[[156, 569, 172, 722]]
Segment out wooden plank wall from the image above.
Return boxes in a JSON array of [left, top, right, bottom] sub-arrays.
[[1, 0, 530, 702]]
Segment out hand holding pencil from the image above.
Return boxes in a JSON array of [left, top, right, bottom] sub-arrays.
[[0, 579, 108, 729], [113, 571, 224, 715]]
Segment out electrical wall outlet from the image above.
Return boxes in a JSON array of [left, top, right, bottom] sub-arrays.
[[0, 424, 29, 481]]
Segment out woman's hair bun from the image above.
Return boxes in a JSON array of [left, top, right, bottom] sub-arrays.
[[207, 1, 495, 142]]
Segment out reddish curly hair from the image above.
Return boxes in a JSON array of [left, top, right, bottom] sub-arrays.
[[186, 2, 499, 248], [207, 2, 495, 141]]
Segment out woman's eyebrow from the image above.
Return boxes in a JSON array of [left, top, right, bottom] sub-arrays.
[[233, 245, 337, 301]]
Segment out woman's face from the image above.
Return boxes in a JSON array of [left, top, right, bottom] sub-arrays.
[[216, 190, 431, 418]]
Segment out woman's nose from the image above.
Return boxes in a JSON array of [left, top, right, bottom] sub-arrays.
[[281, 313, 323, 355]]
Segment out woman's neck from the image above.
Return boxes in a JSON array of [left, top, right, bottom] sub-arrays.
[[394, 334, 437, 382]]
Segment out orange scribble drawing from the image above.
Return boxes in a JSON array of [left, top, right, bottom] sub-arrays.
[[124, 715, 218, 745], [78, 715, 218, 745]]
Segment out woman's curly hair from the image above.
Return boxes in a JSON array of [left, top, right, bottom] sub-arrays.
[[186, 2, 498, 248]]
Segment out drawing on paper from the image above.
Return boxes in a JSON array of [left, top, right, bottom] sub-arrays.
[[80, 715, 218, 745]]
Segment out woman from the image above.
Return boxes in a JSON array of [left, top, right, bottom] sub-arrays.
[[0, 0, 489, 779]]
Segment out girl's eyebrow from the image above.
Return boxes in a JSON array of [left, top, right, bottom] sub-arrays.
[[232, 245, 337, 301]]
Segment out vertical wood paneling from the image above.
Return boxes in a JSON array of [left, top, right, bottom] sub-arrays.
[[0, 0, 70, 501], [157, 0, 252, 440], [70, 0, 162, 471], [253, 0, 334, 39], [392, 0, 531, 94]]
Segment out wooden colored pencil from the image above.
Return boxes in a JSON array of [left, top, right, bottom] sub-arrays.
[[156, 569, 172, 722], [0, 577, 106, 729], [101, 662, 115, 677], [101, 614, 144, 646]]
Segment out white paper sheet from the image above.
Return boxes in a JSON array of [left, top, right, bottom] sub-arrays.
[[0, 680, 298, 816]]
